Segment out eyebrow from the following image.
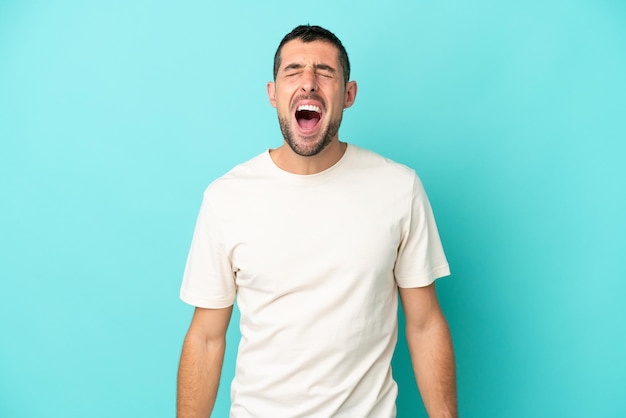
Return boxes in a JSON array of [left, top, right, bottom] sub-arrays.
[[282, 63, 337, 73]]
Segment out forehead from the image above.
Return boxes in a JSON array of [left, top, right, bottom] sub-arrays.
[[279, 39, 341, 68]]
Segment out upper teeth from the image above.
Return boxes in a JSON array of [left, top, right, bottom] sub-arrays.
[[297, 105, 321, 113]]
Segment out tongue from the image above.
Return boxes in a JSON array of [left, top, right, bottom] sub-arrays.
[[296, 110, 320, 131], [299, 118, 318, 130]]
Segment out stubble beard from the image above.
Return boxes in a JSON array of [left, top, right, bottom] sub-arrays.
[[278, 115, 342, 157]]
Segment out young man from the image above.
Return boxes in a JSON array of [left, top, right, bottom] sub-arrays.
[[177, 25, 457, 417]]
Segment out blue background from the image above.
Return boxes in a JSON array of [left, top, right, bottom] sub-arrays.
[[1, 1, 625, 417]]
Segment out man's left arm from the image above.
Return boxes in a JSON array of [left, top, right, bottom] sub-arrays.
[[399, 284, 458, 418]]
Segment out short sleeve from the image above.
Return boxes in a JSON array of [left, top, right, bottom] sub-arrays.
[[179, 190, 237, 308], [394, 174, 450, 288]]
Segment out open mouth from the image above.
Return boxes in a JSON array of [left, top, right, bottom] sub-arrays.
[[295, 104, 322, 131]]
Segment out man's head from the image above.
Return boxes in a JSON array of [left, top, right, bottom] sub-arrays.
[[268, 25, 357, 158], [274, 25, 351, 86]]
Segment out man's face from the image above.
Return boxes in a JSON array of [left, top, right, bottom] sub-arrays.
[[268, 39, 357, 157]]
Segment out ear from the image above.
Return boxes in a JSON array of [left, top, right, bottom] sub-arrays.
[[267, 81, 277, 108], [343, 81, 358, 109]]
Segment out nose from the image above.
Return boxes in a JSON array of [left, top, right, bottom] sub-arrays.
[[300, 68, 317, 93]]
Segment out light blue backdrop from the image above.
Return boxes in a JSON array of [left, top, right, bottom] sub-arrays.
[[1, 1, 625, 417]]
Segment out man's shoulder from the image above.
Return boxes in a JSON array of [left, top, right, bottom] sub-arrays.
[[203, 150, 270, 195], [348, 144, 418, 181], [224, 149, 271, 179]]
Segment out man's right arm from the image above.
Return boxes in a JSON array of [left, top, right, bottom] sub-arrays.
[[177, 306, 233, 418]]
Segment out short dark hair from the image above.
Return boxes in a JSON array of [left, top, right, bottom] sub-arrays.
[[273, 25, 351, 84]]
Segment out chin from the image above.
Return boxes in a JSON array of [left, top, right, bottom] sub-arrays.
[[289, 136, 331, 157]]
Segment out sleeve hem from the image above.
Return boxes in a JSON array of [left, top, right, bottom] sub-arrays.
[[396, 264, 451, 289], [180, 290, 236, 309]]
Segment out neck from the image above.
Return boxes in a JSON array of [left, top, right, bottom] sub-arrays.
[[270, 140, 347, 175]]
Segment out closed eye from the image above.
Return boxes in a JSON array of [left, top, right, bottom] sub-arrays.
[[315, 64, 336, 78], [283, 63, 303, 76], [317, 71, 334, 78], [282, 63, 337, 79]]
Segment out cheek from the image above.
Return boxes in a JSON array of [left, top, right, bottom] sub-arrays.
[[277, 101, 293, 117]]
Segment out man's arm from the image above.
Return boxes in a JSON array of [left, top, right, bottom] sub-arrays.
[[399, 284, 457, 418], [177, 306, 233, 418]]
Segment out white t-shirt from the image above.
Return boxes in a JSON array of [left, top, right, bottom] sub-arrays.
[[181, 144, 450, 417]]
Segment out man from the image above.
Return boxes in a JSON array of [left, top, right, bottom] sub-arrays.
[[177, 25, 457, 417]]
